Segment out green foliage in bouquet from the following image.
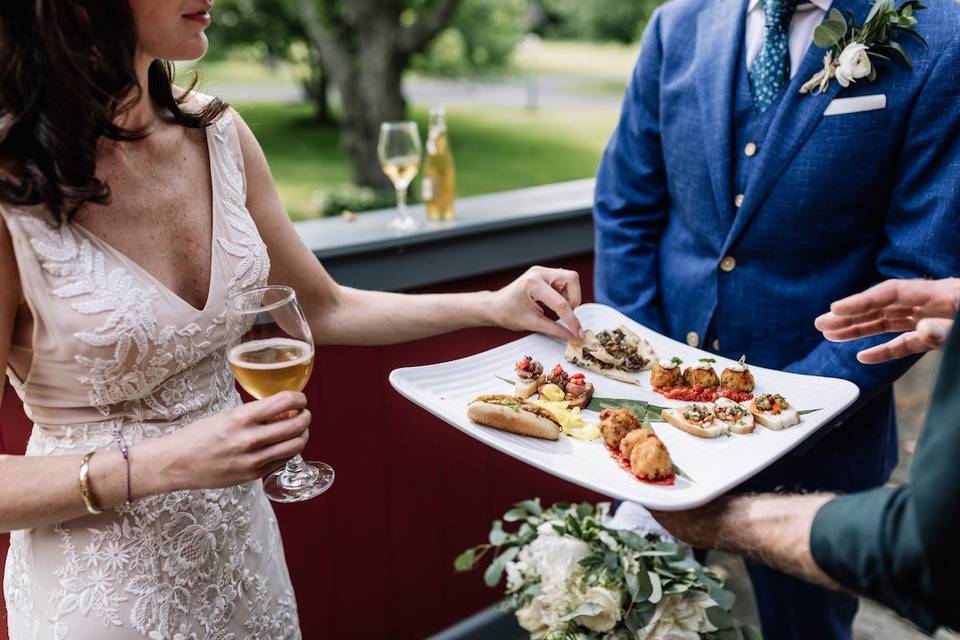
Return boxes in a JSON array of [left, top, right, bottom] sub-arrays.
[[456, 500, 761, 639]]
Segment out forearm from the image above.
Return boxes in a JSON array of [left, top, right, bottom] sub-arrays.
[[311, 285, 496, 346], [659, 494, 840, 589], [0, 439, 177, 532]]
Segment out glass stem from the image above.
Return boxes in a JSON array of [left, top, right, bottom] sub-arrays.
[[285, 454, 305, 474], [396, 186, 408, 220]]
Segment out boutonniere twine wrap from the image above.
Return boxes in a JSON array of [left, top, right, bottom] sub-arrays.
[[800, 0, 926, 95]]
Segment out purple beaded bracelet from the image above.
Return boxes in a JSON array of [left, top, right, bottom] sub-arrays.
[[113, 427, 132, 505]]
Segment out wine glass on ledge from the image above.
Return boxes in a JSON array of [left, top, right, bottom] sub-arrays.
[[378, 121, 422, 233], [227, 285, 334, 502]]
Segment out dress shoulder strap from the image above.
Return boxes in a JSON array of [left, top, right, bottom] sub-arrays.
[[191, 90, 247, 203]]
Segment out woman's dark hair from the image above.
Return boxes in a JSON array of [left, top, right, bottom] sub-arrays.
[[0, 2, 228, 224]]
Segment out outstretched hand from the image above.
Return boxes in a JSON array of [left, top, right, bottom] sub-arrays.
[[815, 278, 960, 364], [489, 266, 584, 342]]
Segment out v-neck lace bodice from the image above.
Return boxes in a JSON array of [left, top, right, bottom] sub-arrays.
[[1, 101, 300, 640]]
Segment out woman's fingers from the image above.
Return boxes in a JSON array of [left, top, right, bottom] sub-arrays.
[[252, 427, 310, 470], [248, 409, 311, 449], [529, 277, 582, 340], [540, 267, 583, 310], [240, 391, 307, 424]]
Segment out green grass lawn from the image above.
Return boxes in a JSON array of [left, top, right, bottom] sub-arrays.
[[234, 102, 619, 220]]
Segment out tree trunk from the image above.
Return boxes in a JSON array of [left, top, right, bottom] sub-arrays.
[[329, 46, 407, 189], [303, 47, 333, 126], [297, 0, 461, 189]]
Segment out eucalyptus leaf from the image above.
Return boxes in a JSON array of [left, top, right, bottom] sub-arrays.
[[516, 499, 543, 517], [649, 571, 663, 604], [813, 19, 848, 48], [635, 600, 657, 626], [626, 572, 640, 601], [483, 546, 518, 587], [489, 520, 507, 546], [716, 628, 740, 640], [624, 609, 643, 633], [635, 568, 653, 602], [454, 548, 477, 572], [559, 602, 604, 622], [710, 586, 737, 610], [706, 605, 735, 630], [503, 508, 528, 523], [605, 550, 619, 572]]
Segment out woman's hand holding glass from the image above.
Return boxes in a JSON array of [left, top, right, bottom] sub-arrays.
[[147, 392, 311, 492]]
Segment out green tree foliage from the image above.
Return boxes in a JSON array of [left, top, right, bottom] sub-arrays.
[[535, 0, 661, 44], [413, 0, 529, 76]]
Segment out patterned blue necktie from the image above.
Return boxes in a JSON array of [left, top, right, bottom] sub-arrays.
[[749, 0, 800, 113]]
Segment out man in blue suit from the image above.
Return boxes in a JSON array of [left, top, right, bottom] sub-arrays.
[[593, 0, 960, 637]]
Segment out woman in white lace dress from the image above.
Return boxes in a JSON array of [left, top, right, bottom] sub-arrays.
[[0, 2, 584, 638]]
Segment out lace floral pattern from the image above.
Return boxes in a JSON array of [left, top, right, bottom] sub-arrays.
[[3, 110, 299, 640]]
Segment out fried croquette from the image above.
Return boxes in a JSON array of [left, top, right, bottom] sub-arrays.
[[599, 407, 641, 448], [682, 366, 719, 388], [629, 438, 673, 481], [720, 368, 755, 392], [650, 361, 683, 388], [619, 428, 657, 460]]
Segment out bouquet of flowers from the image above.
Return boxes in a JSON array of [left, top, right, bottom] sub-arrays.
[[455, 500, 760, 640]]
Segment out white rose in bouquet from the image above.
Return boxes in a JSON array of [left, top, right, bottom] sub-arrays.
[[835, 42, 872, 87], [578, 586, 623, 632], [640, 591, 719, 640]]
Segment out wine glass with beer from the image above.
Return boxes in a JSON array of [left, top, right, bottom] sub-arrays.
[[378, 121, 422, 232], [226, 285, 334, 502]]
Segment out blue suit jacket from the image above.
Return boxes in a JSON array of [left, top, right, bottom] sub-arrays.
[[595, 0, 960, 487]]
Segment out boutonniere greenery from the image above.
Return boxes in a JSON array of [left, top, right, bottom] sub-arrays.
[[800, 0, 926, 95]]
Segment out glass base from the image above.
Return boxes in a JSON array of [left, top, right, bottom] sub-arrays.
[[263, 461, 335, 503], [388, 215, 419, 233]]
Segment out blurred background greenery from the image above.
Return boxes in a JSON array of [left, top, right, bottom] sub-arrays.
[[180, 0, 661, 220]]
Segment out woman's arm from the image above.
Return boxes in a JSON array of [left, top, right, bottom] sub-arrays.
[[0, 215, 312, 532], [232, 113, 584, 346]]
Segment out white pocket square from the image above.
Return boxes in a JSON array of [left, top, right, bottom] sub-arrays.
[[823, 94, 887, 116]]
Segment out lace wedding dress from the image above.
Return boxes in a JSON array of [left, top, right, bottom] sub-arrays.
[[1, 106, 301, 639]]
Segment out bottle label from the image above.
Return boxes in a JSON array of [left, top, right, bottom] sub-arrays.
[[422, 177, 434, 201]]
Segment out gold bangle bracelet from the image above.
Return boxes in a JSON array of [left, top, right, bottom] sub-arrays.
[[79, 451, 103, 515]]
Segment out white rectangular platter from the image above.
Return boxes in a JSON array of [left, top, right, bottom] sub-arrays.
[[389, 303, 859, 510]]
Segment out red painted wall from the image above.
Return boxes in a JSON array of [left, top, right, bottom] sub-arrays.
[[0, 254, 601, 639]]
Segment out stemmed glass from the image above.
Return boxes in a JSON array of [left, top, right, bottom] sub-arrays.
[[378, 121, 422, 233], [226, 285, 334, 502]]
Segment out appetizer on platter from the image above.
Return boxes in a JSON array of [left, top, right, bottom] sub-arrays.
[[542, 363, 595, 409], [533, 384, 601, 441], [467, 394, 561, 440], [682, 358, 720, 388], [661, 404, 728, 439], [653, 355, 754, 403], [650, 357, 684, 388], [564, 326, 657, 385], [714, 397, 756, 434], [619, 429, 673, 482], [748, 394, 800, 430], [514, 356, 545, 399], [598, 407, 642, 448], [720, 356, 755, 393]]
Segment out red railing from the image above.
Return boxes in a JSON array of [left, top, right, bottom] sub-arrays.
[[0, 254, 601, 639]]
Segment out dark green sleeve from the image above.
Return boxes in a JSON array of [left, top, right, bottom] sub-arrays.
[[810, 317, 960, 633]]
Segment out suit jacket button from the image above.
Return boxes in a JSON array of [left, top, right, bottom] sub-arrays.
[[720, 256, 737, 272], [712, 339, 721, 351], [734, 194, 745, 208], [686, 331, 700, 347], [744, 142, 758, 157]]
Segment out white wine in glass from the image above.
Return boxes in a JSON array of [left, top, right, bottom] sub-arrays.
[[227, 285, 334, 502], [378, 121, 422, 232]]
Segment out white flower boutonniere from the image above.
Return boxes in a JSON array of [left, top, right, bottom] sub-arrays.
[[800, 0, 926, 95]]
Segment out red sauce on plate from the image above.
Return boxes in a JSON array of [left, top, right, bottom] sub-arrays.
[[606, 445, 676, 486], [654, 385, 753, 403]]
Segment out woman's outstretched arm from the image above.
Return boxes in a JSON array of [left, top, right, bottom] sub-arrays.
[[233, 112, 584, 347]]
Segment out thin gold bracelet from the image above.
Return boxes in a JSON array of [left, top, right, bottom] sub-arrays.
[[79, 451, 103, 515]]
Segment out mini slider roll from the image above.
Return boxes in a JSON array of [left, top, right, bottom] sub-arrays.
[[467, 394, 561, 440]]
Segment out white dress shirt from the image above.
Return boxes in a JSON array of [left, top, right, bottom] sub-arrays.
[[745, 0, 831, 77]]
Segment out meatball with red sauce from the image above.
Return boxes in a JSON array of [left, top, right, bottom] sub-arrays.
[[599, 408, 641, 448], [629, 438, 673, 481]]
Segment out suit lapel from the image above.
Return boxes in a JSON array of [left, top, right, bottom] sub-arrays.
[[720, 0, 871, 255], [695, 0, 749, 231]]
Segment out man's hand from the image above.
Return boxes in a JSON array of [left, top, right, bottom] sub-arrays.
[[650, 494, 840, 589], [815, 278, 960, 364]]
